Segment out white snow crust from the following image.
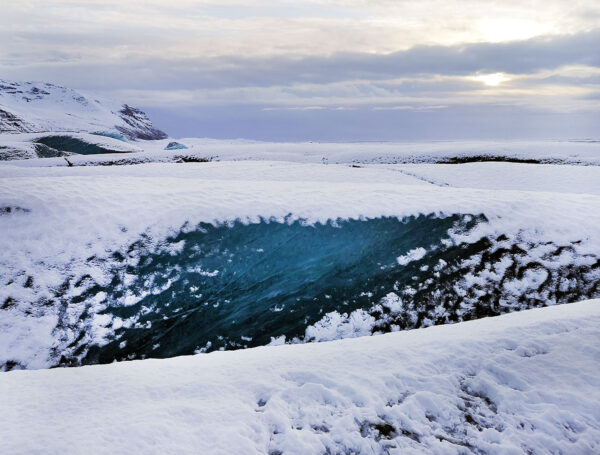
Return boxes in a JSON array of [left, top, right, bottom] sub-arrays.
[[1, 300, 599, 454]]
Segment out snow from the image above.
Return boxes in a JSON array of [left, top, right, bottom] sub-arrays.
[[3, 137, 600, 166], [0, 79, 121, 133], [162, 138, 600, 165], [1, 81, 599, 453], [1, 300, 599, 454], [395, 162, 600, 195], [1, 159, 600, 370], [0, 79, 166, 140], [397, 247, 427, 266], [302, 309, 376, 342]]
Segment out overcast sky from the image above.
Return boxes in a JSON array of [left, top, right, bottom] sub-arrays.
[[1, 1, 599, 140]]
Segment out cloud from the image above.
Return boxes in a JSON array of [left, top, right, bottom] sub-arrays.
[[0, 1, 598, 139], [4, 28, 599, 94], [2, 0, 600, 61], [372, 105, 447, 111]]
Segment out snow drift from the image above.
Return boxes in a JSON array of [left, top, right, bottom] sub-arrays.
[[1, 300, 599, 454]]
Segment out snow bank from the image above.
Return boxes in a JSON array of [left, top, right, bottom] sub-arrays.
[[1, 300, 599, 454], [1, 161, 599, 369]]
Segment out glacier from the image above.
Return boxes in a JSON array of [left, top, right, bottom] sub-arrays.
[[1, 159, 599, 371], [1, 143, 599, 453], [1, 87, 599, 453]]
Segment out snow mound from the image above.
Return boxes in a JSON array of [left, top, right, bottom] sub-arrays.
[[1, 300, 599, 454]]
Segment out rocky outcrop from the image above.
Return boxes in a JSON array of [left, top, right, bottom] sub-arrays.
[[116, 105, 167, 140]]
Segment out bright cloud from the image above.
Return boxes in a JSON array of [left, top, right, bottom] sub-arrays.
[[2, 0, 599, 61], [471, 73, 511, 87]]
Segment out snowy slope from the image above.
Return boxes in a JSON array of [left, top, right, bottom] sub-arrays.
[[1, 299, 599, 454], [0, 79, 166, 140], [0, 132, 144, 161]]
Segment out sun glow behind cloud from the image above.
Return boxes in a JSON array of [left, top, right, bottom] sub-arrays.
[[471, 73, 511, 87]]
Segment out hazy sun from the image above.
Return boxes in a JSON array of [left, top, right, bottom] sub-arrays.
[[471, 72, 511, 87]]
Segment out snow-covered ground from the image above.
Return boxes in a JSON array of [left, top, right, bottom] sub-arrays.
[[1, 158, 600, 370], [1, 137, 599, 452], [2, 75, 599, 452], [392, 162, 600, 195], [3, 137, 600, 166], [147, 138, 600, 165], [1, 299, 599, 454]]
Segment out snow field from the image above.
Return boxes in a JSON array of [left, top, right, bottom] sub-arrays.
[[3, 138, 600, 166], [1, 300, 599, 454]]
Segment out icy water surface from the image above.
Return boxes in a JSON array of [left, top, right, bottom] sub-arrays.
[[34, 135, 124, 157], [3, 212, 598, 371], [83, 215, 484, 363]]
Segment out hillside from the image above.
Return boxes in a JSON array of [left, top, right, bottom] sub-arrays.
[[0, 79, 166, 140]]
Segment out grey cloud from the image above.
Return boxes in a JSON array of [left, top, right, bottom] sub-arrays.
[[1, 24, 598, 141], [198, 28, 600, 87], [577, 91, 600, 101], [520, 74, 600, 86], [2, 29, 600, 92]]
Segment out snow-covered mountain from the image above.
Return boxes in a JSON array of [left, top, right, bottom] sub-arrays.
[[0, 79, 167, 140]]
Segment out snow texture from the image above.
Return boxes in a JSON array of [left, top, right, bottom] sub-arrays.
[[1, 159, 599, 370], [397, 247, 427, 266], [1, 300, 599, 454]]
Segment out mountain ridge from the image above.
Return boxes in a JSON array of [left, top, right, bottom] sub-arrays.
[[0, 79, 167, 140]]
